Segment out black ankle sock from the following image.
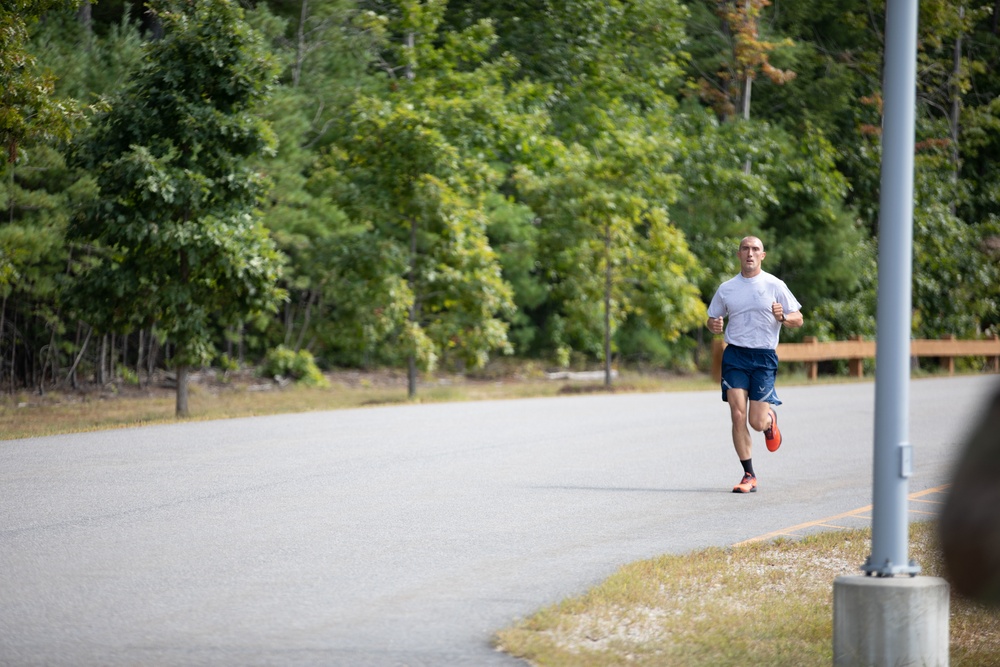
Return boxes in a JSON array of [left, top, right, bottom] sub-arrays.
[[741, 458, 754, 477]]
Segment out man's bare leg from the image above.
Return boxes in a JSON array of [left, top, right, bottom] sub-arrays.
[[748, 399, 773, 433], [727, 388, 753, 460]]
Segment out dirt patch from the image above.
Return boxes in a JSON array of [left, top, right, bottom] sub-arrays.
[[4, 366, 530, 408], [557, 383, 641, 395]]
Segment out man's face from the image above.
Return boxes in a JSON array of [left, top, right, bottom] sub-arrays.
[[738, 238, 765, 276]]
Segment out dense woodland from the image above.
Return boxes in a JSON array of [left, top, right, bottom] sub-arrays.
[[3, 0, 1000, 412]]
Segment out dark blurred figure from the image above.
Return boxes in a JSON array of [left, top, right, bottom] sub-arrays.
[[940, 384, 1000, 605]]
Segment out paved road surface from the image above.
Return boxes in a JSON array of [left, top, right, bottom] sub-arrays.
[[2, 374, 997, 666]]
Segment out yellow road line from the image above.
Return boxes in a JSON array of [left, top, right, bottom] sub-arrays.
[[734, 484, 951, 546], [910, 484, 951, 498]]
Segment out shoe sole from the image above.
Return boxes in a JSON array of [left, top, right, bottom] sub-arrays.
[[766, 408, 782, 452], [732, 487, 757, 493]]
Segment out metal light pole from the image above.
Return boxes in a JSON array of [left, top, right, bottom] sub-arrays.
[[862, 0, 921, 579], [833, 1, 949, 663]]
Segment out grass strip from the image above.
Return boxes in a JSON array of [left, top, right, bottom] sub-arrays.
[[0, 370, 716, 440], [495, 522, 1000, 666]]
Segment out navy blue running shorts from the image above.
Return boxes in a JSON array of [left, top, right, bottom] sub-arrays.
[[721, 344, 782, 405]]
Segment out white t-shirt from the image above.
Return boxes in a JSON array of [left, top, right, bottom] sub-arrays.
[[707, 271, 801, 350]]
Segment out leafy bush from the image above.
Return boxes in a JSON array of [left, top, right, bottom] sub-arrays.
[[119, 367, 140, 386], [260, 346, 329, 387], [217, 354, 240, 373]]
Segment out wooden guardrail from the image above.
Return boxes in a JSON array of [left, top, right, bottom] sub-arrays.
[[711, 334, 1000, 382]]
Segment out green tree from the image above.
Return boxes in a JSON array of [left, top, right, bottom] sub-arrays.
[[806, 0, 1000, 343], [483, 192, 545, 356], [324, 0, 549, 396], [957, 6, 1000, 223], [685, 0, 797, 123], [754, 125, 866, 317], [10, 0, 1000, 391], [69, 0, 286, 416], [671, 105, 867, 343], [912, 142, 1000, 341], [516, 109, 707, 382], [446, 0, 690, 137], [0, 0, 81, 171], [28, 4, 145, 102], [255, 84, 357, 359], [446, 0, 708, 374], [1, 1, 93, 391], [671, 104, 771, 298], [246, 2, 369, 361], [0, 144, 83, 391]]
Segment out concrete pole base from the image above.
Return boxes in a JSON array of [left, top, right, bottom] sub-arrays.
[[833, 575, 949, 666]]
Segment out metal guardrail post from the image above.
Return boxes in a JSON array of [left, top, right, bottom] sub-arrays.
[[848, 335, 865, 378]]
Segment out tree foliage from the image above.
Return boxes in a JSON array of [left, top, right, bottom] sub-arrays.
[[320, 0, 554, 394], [0, 0, 82, 168], [686, 0, 797, 121], [516, 110, 706, 374], [68, 0, 286, 414], [5, 0, 1000, 398]]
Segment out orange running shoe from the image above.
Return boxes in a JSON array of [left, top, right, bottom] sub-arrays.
[[765, 407, 782, 452], [732, 472, 757, 494]]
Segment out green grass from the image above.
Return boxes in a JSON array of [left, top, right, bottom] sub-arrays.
[[495, 523, 1000, 666], [3, 360, 883, 442]]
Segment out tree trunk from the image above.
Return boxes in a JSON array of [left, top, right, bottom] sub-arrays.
[[27, 325, 35, 391], [283, 299, 293, 347], [49, 328, 60, 391], [293, 0, 309, 87], [8, 308, 15, 393], [694, 326, 704, 369], [949, 5, 964, 214], [740, 0, 753, 175], [238, 322, 245, 365], [109, 332, 116, 382], [407, 216, 419, 399], [146, 334, 157, 388], [76, 1, 92, 35], [294, 291, 317, 352], [147, 10, 164, 40], [122, 332, 129, 380], [0, 294, 6, 389], [604, 224, 613, 388], [98, 334, 107, 385], [403, 28, 418, 396], [741, 74, 752, 122], [408, 354, 417, 399], [66, 325, 92, 389], [176, 364, 189, 417], [39, 327, 58, 395], [405, 32, 415, 80], [136, 329, 144, 381]]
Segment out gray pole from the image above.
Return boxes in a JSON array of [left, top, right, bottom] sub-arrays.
[[835, 10, 949, 657], [862, 0, 921, 577]]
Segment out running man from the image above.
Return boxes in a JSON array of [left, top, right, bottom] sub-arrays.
[[706, 235, 803, 493]]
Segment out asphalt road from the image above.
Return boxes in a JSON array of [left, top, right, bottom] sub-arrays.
[[2, 374, 997, 666]]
